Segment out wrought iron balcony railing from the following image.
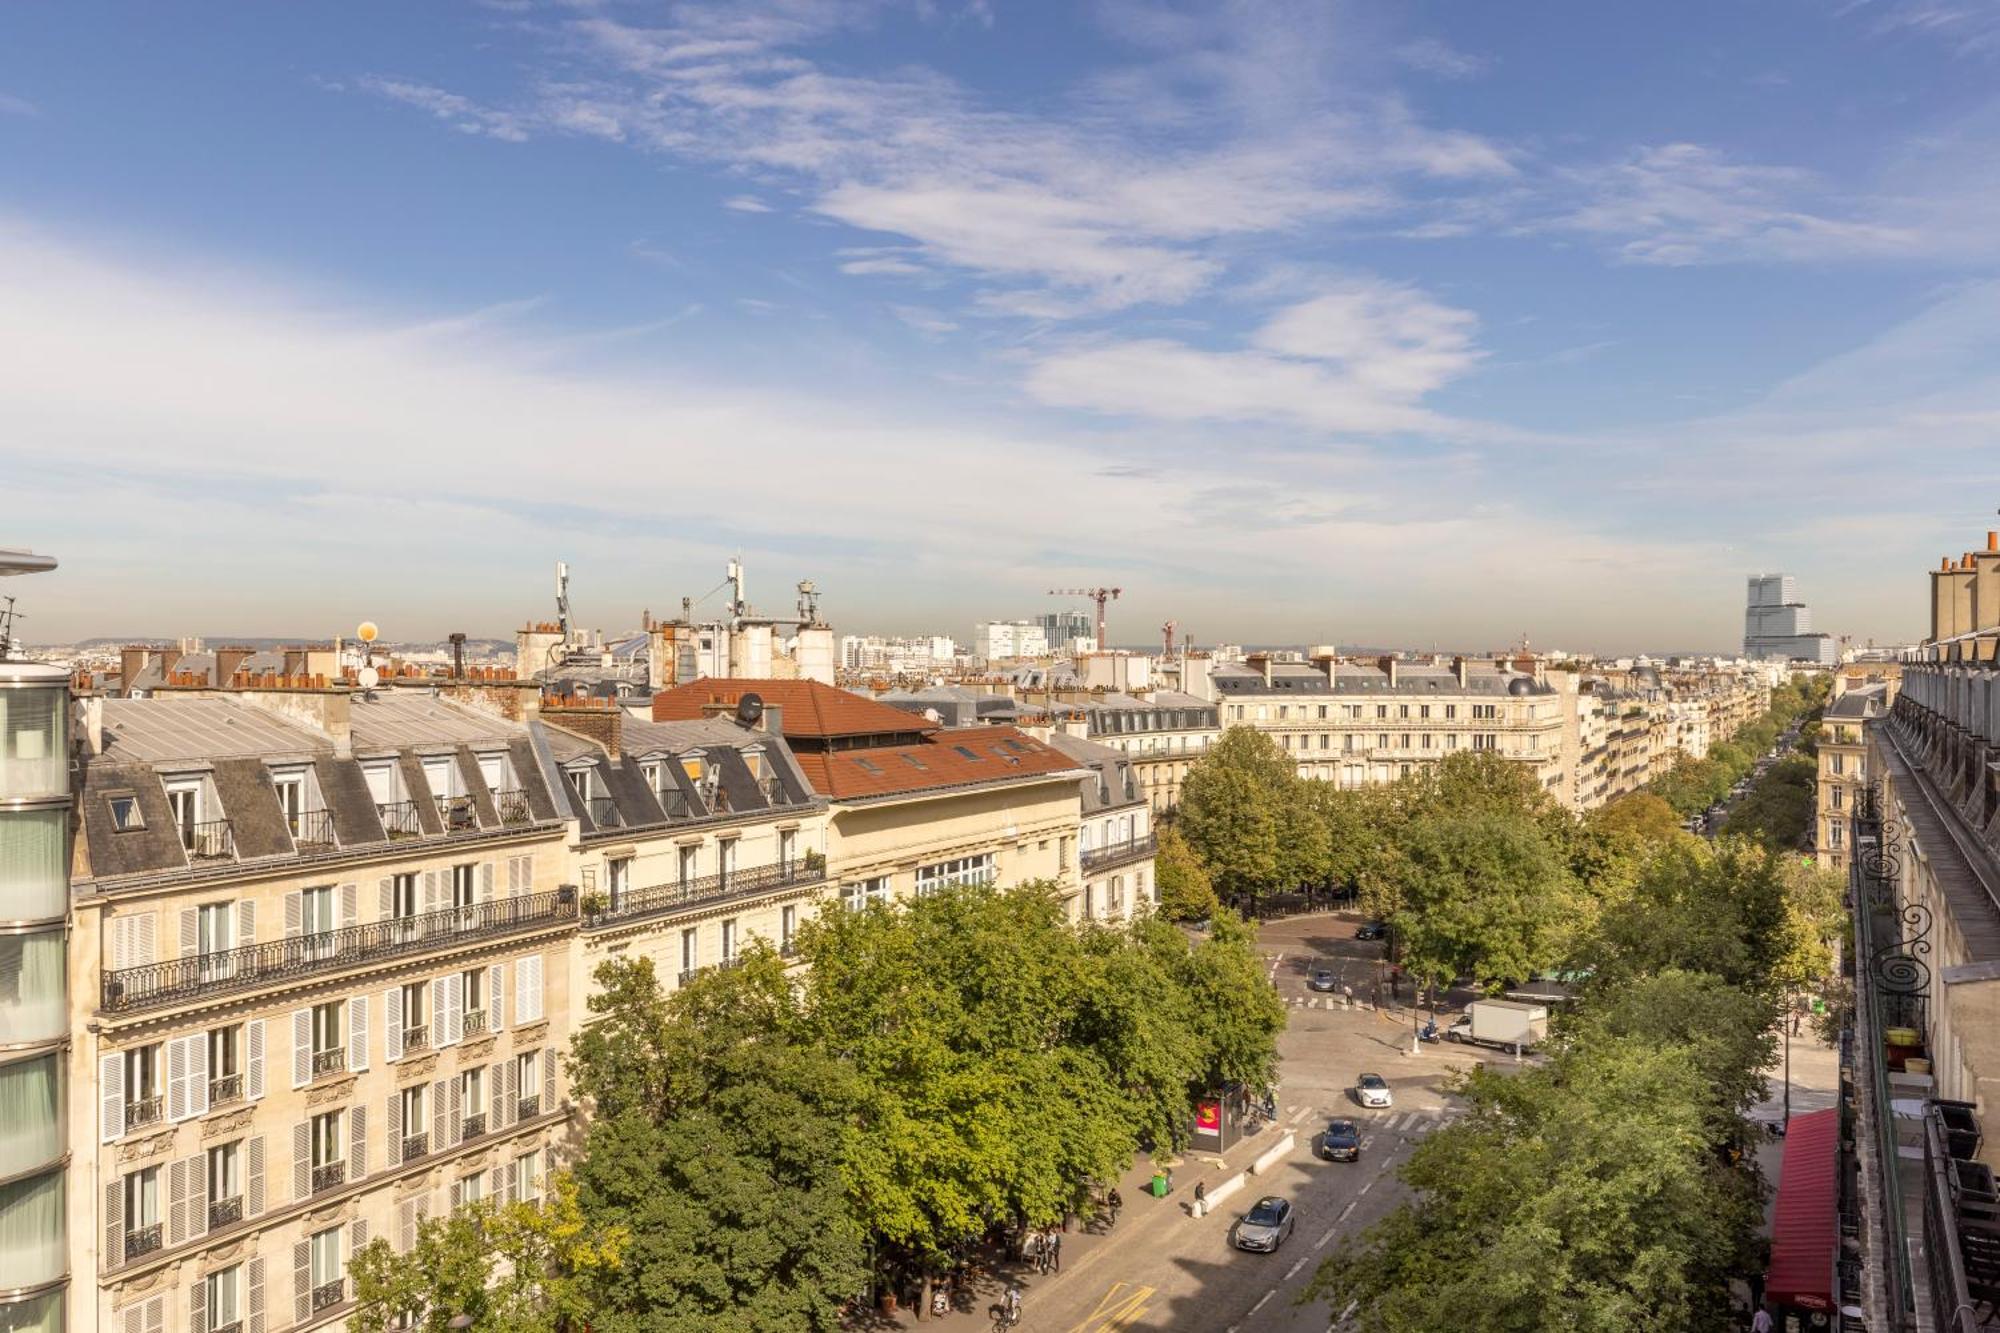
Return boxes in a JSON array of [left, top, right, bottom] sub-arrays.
[[311, 1162, 345, 1194], [402, 1025, 430, 1053], [1080, 833, 1158, 873], [312, 1280, 345, 1313], [312, 1048, 346, 1078], [460, 1112, 486, 1141], [182, 819, 235, 861], [401, 1133, 429, 1162], [124, 1222, 162, 1260], [516, 1095, 541, 1121], [209, 1195, 242, 1230], [582, 861, 826, 932], [102, 887, 577, 1013], [677, 967, 700, 987], [585, 795, 621, 828], [435, 795, 479, 832], [376, 800, 425, 839], [126, 1095, 163, 1129], [209, 1073, 242, 1107], [494, 788, 532, 826], [462, 1009, 488, 1037], [290, 808, 337, 849]]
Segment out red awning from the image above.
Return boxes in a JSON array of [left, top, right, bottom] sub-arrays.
[[1766, 1106, 1841, 1313]]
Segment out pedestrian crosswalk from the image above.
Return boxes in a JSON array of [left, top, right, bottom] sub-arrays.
[[1352, 1108, 1462, 1141]]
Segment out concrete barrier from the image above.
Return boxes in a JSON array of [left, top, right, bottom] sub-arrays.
[[1249, 1131, 1296, 1177], [1194, 1171, 1248, 1218]]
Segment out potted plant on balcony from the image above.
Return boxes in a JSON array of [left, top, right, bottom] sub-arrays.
[[804, 848, 825, 873], [580, 891, 608, 917]]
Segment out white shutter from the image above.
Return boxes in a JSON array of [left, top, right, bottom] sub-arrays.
[[146, 1296, 164, 1333], [432, 1079, 447, 1152], [167, 1157, 189, 1246], [291, 1009, 310, 1089], [500, 1060, 516, 1128], [377, 878, 393, 922], [422, 869, 441, 915], [386, 1095, 401, 1169], [348, 993, 370, 1073], [189, 1150, 209, 1242], [248, 1135, 266, 1216], [248, 1257, 266, 1333], [189, 1271, 206, 1333], [246, 1019, 266, 1100], [447, 1076, 462, 1148], [93, 1048, 121, 1144], [179, 908, 197, 960], [544, 1048, 557, 1111], [340, 882, 358, 926], [443, 972, 463, 1046], [350, 1104, 368, 1178], [284, 891, 301, 940], [490, 964, 505, 1032], [516, 953, 543, 1024], [480, 861, 494, 902], [106, 1179, 124, 1272], [386, 989, 403, 1063], [398, 1199, 417, 1253], [292, 1239, 310, 1324], [291, 1123, 309, 1203], [237, 900, 255, 949], [350, 1217, 369, 1255], [186, 1033, 208, 1119], [490, 1063, 505, 1129], [166, 1037, 188, 1123]]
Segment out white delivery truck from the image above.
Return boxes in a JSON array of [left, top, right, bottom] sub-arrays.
[[1444, 999, 1548, 1051]]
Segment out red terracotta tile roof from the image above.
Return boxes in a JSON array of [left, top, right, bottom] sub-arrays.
[[651, 678, 937, 740], [790, 726, 1082, 800]]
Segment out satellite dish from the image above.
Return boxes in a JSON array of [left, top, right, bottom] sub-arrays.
[[357, 621, 380, 644], [736, 692, 765, 727], [358, 666, 380, 690]]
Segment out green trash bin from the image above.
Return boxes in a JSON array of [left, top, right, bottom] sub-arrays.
[[1149, 1172, 1169, 1198]]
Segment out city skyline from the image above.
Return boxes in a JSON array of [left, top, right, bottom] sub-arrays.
[[5, 1, 2000, 647]]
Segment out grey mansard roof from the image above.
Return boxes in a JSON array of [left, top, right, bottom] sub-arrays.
[[1209, 662, 1556, 697]]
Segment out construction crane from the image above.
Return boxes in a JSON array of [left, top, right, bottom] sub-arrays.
[[1048, 586, 1122, 650]]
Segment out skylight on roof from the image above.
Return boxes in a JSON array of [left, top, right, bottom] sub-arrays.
[[951, 745, 981, 760], [855, 758, 885, 775], [899, 754, 927, 770]]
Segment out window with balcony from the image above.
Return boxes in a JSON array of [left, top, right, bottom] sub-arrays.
[[400, 1084, 428, 1162], [459, 1067, 486, 1140], [311, 1001, 345, 1077], [300, 885, 335, 958], [123, 1165, 161, 1259], [309, 1225, 344, 1311], [204, 1262, 242, 1333], [514, 1052, 541, 1121], [196, 902, 233, 981], [606, 857, 630, 913], [677, 844, 699, 888], [720, 918, 737, 964], [679, 928, 698, 981], [400, 982, 429, 1053], [452, 863, 476, 912], [207, 1140, 242, 1230], [310, 1111, 344, 1192], [461, 967, 487, 1037], [207, 1024, 242, 1106], [915, 854, 995, 896], [125, 1044, 163, 1129]]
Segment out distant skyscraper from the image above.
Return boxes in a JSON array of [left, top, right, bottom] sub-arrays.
[[1038, 609, 1093, 648], [1743, 573, 1836, 665]]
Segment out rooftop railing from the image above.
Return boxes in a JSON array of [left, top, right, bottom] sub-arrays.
[[376, 800, 425, 839], [435, 795, 478, 832], [582, 861, 825, 932], [182, 819, 235, 861], [102, 886, 577, 1014], [494, 788, 533, 826], [289, 808, 337, 849]]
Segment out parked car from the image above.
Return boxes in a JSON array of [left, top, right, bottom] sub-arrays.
[[1320, 1120, 1361, 1162], [1356, 1073, 1393, 1108], [1307, 969, 1339, 993], [1234, 1196, 1296, 1252], [1355, 921, 1388, 941]]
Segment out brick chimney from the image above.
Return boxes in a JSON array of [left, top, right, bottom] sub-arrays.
[[1452, 655, 1468, 687], [1378, 655, 1399, 688], [215, 645, 255, 684], [119, 645, 154, 693], [543, 699, 622, 758]]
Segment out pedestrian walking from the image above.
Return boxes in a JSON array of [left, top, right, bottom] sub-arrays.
[[1049, 1231, 1062, 1274], [1022, 1228, 1040, 1269], [1193, 1179, 1208, 1212], [1791, 1009, 1803, 1036], [1751, 1304, 1773, 1333], [1039, 1229, 1053, 1274]]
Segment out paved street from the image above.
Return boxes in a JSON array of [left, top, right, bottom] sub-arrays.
[[880, 911, 1507, 1332]]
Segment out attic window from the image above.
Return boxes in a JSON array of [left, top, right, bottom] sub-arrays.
[[899, 754, 928, 771], [855, 758, 885, 775], [951, 745, 981, 761], [107, 793, 145, 832]]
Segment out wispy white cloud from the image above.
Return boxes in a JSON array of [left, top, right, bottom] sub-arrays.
[[1850, 0, 2000, 56], [1396, 38, 1488, 79], [354, 76, 529, 142], [888, 304, 958, 335], [1023, 277, 1490, 436], [723, 195, 775, 213], [0, 93, 38, 118]]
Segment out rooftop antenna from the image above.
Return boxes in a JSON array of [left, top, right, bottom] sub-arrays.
[[796, 579, 820, 625], [727, 556, 747, 623], [555, 561, 572, 639], [356, 621, 381, 692], [0, 597, 20, 661]]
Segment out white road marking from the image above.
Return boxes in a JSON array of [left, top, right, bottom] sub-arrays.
[[1315, 1223, 1340, 1249], [1337, 1202, 1355, 1222], [1249, 1292, 1274, 1316], [1285, 1255, 1308, 1280], [1288, 1105, 1312, 1125], [1358, 1180, 1373, 1196], [1358, 1135, 1376, 1150]]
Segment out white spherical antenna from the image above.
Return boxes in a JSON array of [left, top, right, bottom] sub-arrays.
[[358, 665, 381, 690], [357, 621, 380, 644]]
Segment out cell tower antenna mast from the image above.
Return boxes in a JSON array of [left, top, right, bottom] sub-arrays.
[[555, 561, 572, 638], [1047, 586, 1123, 649]]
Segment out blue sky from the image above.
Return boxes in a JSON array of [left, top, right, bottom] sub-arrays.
[[4, 0, 1999, 653]]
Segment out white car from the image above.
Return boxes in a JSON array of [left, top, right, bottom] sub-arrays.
[[1356, 1073, 1393, 1109]]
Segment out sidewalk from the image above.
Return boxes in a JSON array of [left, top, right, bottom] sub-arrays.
[[864, 1111, 1308, 1327]]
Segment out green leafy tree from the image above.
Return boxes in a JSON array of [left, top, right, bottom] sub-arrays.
[[1587, 792, 1685, 850], [1721, 755, 1817, 849], [1152, 826, 1220, 922], [1304, 1038, 1760, 1333], [347, 1174, 626, 1333], [1383, 809, 1576, 992], [567, 954, 868, 1333], [1178, 763, 1281, 902], [1575, 838, 1794, 999]]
